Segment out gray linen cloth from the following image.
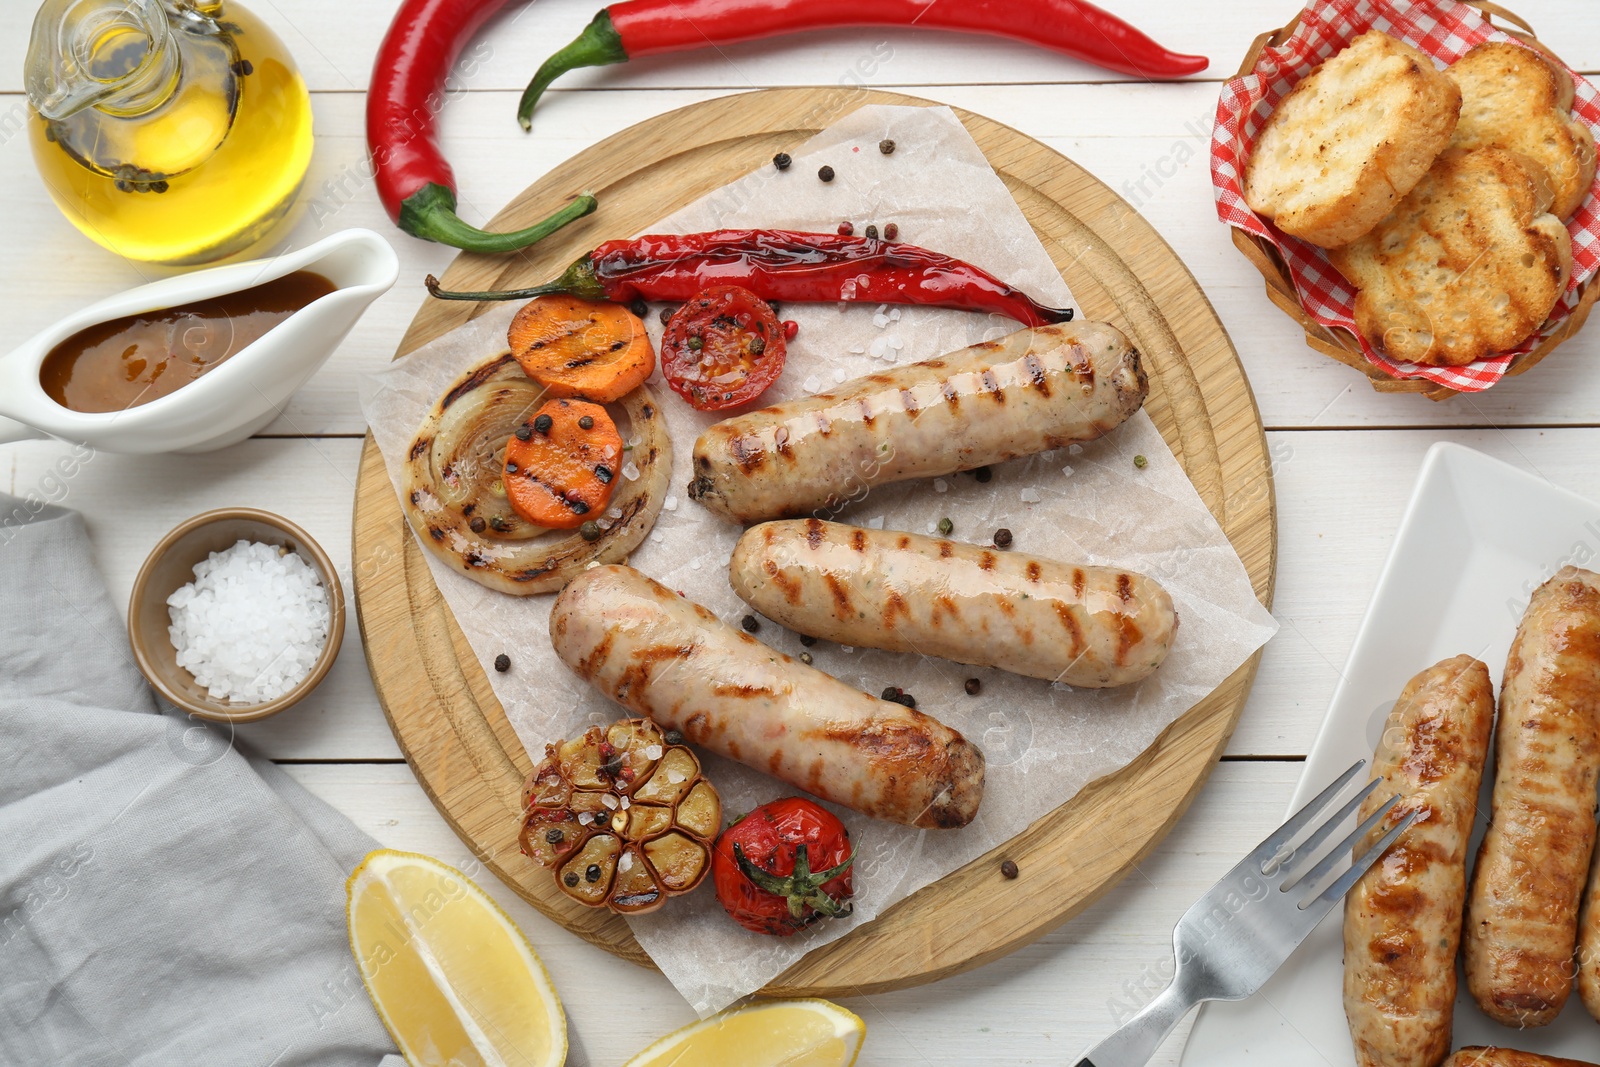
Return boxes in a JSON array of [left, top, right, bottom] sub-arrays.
[[0, 496, 403, 1067]]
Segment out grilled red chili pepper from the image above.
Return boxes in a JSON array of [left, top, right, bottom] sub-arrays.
[[520, 0, 1207, 129], [425, 230, 1074, 327], [369, 0, 597, 252]]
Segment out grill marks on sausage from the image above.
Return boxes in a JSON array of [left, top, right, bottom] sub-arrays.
[[979, 369, 1005, 404], [731, 435, 766, 473], [615, 643, 695, 705], [805, 519, 825, 549], [763, 558, 803, 605], [825, 573, 854, 618], [714, 682, 775, 699], [1022, 353, 1053, 398], [1054, 602, 1086, 660], [899, 388, 920, 417], [1072, 568, 1086, 598], [1025, 561, 1042, 583]]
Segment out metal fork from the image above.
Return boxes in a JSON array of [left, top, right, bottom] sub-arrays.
[[1073, 759, 1418, 1067]]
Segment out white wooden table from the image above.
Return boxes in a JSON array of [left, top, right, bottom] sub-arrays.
[[4, 2, 1598, 1062]]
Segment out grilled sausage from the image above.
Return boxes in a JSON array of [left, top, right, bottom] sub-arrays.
[[1344, 655, 1495, 1067], [729, 519, 1175, 688], [1584, 832, 1600, 1021], [1466, 566, 1600, 1028], [1442, 1050, 1599, 1067], [548, 564, 985, 829], [688, 321, 1146, 525]]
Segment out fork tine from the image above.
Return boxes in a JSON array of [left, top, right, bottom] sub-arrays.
[[1312, 808, 1421, 907], [1245, 759, 1367, 869], [1285, 792, 1403, 896], [1277, 774, 1387, 875]]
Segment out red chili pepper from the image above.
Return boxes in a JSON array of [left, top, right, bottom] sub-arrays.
[[425, 230, 1074, 327], [519, 0, 1208, 129], [368, 0, 598, 252]]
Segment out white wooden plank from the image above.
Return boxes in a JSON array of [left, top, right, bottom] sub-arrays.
[[14, 428, 1600, 760], [282, 757, 1303, 1066], [10, 0, 1596, 96], [10, 84, 1600, 433]]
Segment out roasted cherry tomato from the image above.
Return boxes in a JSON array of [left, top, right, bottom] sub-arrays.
[[712, 797, 854, 936], [660, 285, 786, 410]]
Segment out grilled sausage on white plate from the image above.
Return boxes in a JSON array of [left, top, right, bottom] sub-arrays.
[[1344, 655, 1494, 1067], [1466, 566, 1600, 1028], [1442, 1050, 1600, 1067], [548, 564, 985, 829], [688, 321, 1146, 525], [729, 519, 1175, 688], [1583, 818, 1600, 1022]]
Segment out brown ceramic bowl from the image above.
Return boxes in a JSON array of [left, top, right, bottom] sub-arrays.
[[127, 508, 346, 723]]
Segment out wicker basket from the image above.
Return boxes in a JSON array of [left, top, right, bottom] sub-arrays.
[[1228, 2, 1600, 400]]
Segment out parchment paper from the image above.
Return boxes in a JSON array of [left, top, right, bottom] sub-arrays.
[[362, 105, 1279, 1015]]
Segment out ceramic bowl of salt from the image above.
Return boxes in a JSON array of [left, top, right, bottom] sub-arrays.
[[128, 508, 345, 723]]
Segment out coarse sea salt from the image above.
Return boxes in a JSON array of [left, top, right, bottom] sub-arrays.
[[166, 539, 331, 704]]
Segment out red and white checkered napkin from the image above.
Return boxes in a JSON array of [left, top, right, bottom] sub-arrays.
[[1212, 0, 1600, 392]]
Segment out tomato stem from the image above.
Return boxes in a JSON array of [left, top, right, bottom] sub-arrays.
[[733, 842, 855, 920]]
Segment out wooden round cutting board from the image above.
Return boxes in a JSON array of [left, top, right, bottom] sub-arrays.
[[352, 87, 1278, 996]]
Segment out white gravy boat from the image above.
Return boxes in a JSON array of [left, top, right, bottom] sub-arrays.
[[0, 228, 399, 453]]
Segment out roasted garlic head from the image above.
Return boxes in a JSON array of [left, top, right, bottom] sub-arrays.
[[519, 718, 721, 914]]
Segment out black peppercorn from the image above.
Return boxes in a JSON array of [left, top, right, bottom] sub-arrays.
[[564, 871, 580, 887], [663, 729, 685, 746], [974, 466, 992, 483], [818, 165, 835, 183], [884, 222, 899, 241], [659, 307, 674, 325], [494, 653, 511, 673], [1001, 859, 1019, 880], [881, 686, 901, 702], [773, 152, 792, 170], [469, 516, 487, 533], [579, 521, 602, 542], [878, 138, 895, 155], [965, 678, 981, 696], [799, 634, 817, 647], [585, 864, 602, 883], [533, 413, 553, 435], [515, 425, 533, 441], [578, 415, 594, 430], [545, 828, 564, 844], [993, 528, 1013, 549], [865, 224, 879, 240], [898, 692, 917, 709], [742, 615, 760, 633], [628, 298, 649, 318]]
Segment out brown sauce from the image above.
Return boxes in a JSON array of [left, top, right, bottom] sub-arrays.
[[39, 271, 336, 413]]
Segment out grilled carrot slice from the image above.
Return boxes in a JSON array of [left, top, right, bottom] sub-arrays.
[[508, 295, 654, 402], [503, 399, 624, 529]]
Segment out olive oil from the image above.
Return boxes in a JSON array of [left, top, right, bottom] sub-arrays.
[[26, 1, 313, 265]]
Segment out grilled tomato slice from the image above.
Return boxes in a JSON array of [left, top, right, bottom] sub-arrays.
[[519, 719, 721, 914], [661, 285, 786, 410]]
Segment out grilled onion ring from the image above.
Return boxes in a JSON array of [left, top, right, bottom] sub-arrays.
[[402, 352, 672, 595]]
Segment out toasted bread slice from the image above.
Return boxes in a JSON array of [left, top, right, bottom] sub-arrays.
[[1328, 148, 1572, 365], [1244, 31, 1461, 248], [1448, 41, 1596, 220]]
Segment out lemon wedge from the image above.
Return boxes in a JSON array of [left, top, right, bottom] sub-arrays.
[[621, 998, 864, 1067], [346, 849, 566, 1067]]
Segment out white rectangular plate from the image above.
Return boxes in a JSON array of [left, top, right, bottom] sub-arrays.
[[1183, 441, 1600, 1063]]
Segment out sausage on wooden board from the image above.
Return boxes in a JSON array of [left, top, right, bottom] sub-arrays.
[[729, 518, 1176, 688], [548, 563, 985, 829], [688, 321, 1146, 525]]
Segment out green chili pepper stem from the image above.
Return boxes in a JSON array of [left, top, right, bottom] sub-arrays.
[[518, 10, 628, 132], [425, 253, 609, 303], [400, 183, 598, 254]]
